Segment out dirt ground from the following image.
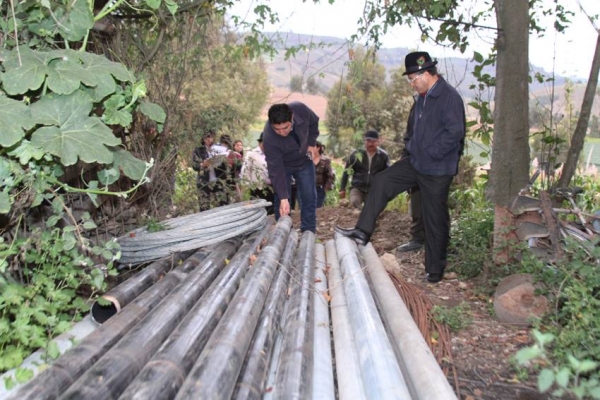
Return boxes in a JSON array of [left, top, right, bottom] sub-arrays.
[[294, 205, 549, 400]]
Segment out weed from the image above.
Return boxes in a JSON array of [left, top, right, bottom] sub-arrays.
[[431, 302, 473, 332]]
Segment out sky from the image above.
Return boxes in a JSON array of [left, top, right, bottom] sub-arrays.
[[229, 0, 599, 80]]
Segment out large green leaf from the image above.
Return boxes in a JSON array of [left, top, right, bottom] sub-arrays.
[[30, 91, 121, 166], [47, 52, 98, 95], [79, 52, 133, 83], [108, 147, 148, 180], [30, 90, 93, 126], [1, 48, 53, 95], [139, 101, 166, 124], [0, 97, 35, 147], [59, 0, 94, 42]]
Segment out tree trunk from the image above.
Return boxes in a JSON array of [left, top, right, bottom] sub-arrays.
[[489, 0, 530, 263], [557, 31, 600, 188]]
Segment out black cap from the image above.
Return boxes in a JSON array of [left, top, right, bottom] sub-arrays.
[[403, 51, 438, 75], [364, 130, 380, 140]]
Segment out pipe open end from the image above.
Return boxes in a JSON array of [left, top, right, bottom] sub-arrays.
[[90, 295, 121, 324]]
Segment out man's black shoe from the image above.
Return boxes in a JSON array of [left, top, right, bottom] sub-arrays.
[[424, 273, 443, 283], [396, 240, 424, 253], [335, 226, 370, 245]]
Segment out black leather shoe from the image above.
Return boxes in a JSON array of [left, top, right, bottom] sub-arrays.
[[424, 272, 444, 283], [396, 240, 424, 253], [335, 226, 370, 245]]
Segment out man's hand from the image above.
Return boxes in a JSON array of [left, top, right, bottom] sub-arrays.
[[307, 146, 318, 160], [339, 190, 346, 199], [279, 199, 291, 217]]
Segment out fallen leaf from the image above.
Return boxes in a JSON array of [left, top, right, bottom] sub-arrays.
[[315, 277, 322, 283], [322, 292, 332, 302]]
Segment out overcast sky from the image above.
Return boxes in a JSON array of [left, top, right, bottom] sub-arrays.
[[229, 0, 599, 80]]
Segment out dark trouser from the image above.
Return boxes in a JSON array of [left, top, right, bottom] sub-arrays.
[[409, 189, 425, 242], [249, 187, 275, 215], [316, 186, 326, 208], [356, 157, 453, 275], [197, 180, 228, 212], [274, 159, 317, 233]]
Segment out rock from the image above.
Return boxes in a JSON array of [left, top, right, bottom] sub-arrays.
[[380, 252, 402, 276], [338, 199, 350, 207], [493, 273, 549, 325]]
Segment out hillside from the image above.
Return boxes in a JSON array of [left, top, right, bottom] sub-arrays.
[[262, 32, 599, 122]]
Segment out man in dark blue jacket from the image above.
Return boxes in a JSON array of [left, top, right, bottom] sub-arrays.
[[336, 51, 465, 283], [263, 102, 320, 233]]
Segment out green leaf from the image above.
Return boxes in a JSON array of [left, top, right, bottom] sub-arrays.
[[46, 215, 61, 227], [0, 96, 36, 147], [146, 0, 161, 10], [0, 190, 10, 214], [555, 367, 570, 388], [164, 0, 178, 15], [1, 48, 52, 95], [46, 341, 60, 360], [30, 91, 121, 165], [46, 54, 97, 95], [59, 0, 94, 42], [90, 268, 105, 290], [577, 360, 598, 374], [538, 368, 555, 393], [515, 346, 542, 364], [103, 108, 133, 127], [83, 220, 97, 230], [108, 147, 148, 180], [98, 168, 119, 186], [79, 52, 133, 83], [139, 101, 166, 124], [7, 140, 46, 164], [14, 367, 34, 384]]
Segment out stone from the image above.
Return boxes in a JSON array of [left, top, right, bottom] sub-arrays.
[[493, 273, 549, 325]]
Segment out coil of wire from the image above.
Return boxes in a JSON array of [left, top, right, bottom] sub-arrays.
[[116, 200, 271, 265]]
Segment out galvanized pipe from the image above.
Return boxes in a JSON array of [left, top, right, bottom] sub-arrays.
[[272, 231, 316, 399], [312, 243, 335, 400], [232, 229, 299, 400], [7, 248, 211, 400], [361, 244, 458, 400], [90, 250, 197, 324], [59, 238, 243, 400], [335, 235, 412, 400], [325, 239, 366, 400], [116, 223, 273, 400], [174, 217, 293, 400]]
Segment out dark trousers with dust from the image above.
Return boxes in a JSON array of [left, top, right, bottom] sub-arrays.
[[356, 157, 453, 276]]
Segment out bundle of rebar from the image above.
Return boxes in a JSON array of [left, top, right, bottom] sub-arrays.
[[116, 200, 270, 264]]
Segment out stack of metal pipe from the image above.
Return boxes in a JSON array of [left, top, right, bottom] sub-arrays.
[[5, 219, 456, 400]]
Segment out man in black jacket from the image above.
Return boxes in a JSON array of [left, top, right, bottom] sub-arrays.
[[336, 51, 465, 284], [339, 130, 390, 209]]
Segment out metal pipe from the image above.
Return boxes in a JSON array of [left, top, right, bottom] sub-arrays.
[[361, 244, 457, 400], [117, 221, 274, 400], [7, 248, 210, 400], [312, 243, 335, 400], [174, 217, 293, 400], [325, 239, 366, 400], [272, 231, 316, 400], [335, 235, 412, 400], [232, 229, 299, 400], [91, 250, 197, 324], [59, 238, 243, 400]]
